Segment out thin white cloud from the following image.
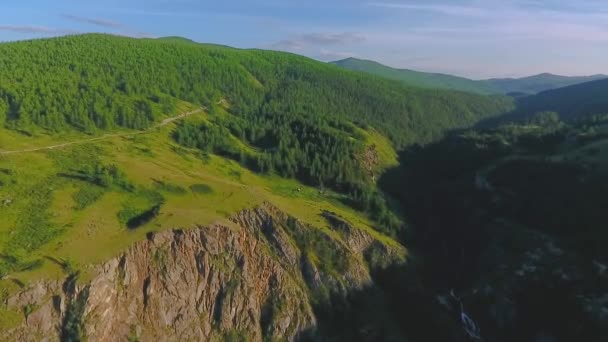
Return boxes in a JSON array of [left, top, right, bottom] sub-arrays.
[[63, 14, 123, 29], [108, 8, 202, 17], [368, 1, 608, 18], [317, 48, 356, 61], [62, 14, 152, 38], [0, 25, 77, 35], [270, 32, 365, 51], [300, 32, 365, 45], [368, 2, 489, 17]]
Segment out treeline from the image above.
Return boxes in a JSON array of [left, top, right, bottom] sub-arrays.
[[174, 114, 402, 234], [174, 115, 366, 188]]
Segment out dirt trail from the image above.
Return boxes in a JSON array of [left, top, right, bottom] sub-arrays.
[[0, 108, 203, 156]]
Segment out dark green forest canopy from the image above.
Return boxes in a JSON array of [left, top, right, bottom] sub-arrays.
[[516, 78, 608, 121], [0, 34, 513, 148]]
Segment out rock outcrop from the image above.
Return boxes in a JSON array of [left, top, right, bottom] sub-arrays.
[[1, 203, 405, 341]]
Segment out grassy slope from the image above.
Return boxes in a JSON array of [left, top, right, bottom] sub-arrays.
[[0, 102, 402, 291], [331, 58, 497, 94], [0, 34, 515, 327], [0, 34, 513, 293]]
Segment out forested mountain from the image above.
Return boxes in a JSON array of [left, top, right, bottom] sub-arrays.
[[0, 34, 512, 146], [483, 72, 607, 95], [331, 57, 498, 94], [0, 34, 513, 230], [0, 34, 516, 342]]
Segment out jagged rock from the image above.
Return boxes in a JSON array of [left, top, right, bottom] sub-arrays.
[[1, 203, 404, 341]]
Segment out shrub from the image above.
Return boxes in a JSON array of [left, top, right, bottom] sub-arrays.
[[72, 186, 105, 210], [190, 184, 213, 194]]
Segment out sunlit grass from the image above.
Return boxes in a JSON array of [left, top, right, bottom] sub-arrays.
[[0, 103, 404, 287]]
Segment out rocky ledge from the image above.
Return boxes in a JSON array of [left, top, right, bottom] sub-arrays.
[[1, 203, 405, 341]]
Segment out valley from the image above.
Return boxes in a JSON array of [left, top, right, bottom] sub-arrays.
[[0, 33, 606, 341]]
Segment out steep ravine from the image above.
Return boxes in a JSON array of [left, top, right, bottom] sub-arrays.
[[1, 203, 405, 341]]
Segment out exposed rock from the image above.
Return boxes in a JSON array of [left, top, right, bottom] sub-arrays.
[[359, 144, 380, 178], [1, 202, 404, 341], [2, 281, 64, 342]]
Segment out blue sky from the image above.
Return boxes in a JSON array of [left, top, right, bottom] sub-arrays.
[[1, 0, 607, 78]]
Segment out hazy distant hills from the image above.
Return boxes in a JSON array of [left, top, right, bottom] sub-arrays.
[[484, 73, 608, 95], [331, 57, 607, 95], [331, 57, 497, 94]]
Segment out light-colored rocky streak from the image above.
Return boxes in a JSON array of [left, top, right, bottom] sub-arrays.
[[1, 203, 405, 341]]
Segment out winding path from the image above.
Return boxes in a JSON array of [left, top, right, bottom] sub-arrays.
[[0, 108, 204, 156]]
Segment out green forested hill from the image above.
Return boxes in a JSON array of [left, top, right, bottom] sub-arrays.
[[0, 33, 513, 235], [0, 34, 512, 147], [331, 57, 497, 94]]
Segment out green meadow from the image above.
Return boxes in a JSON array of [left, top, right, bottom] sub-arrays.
[[0, 103, 401, 290]]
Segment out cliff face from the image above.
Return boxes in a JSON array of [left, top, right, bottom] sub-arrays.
[[2, 203, 405, 341]]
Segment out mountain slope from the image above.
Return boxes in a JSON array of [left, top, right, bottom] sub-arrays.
[[0, 34, 513, 232], [1, 204, 405, 341], [483, 73, 607, 94], [0, 34, 509, 268], [0, 102, 408, 340], [0, 35, 514, 149], [0, 34, 513, 340], [331, 57, 498, 94]]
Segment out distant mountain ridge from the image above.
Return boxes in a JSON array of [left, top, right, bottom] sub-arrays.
[[483, 73, 608, 95], [331, 58, 607, 95], [331, 58, 497, 94]]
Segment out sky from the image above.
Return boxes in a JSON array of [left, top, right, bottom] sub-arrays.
[[0, 0, 607, 79]]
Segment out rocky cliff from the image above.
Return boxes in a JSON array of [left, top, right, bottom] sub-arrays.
[[1, 203, 405, 341]]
